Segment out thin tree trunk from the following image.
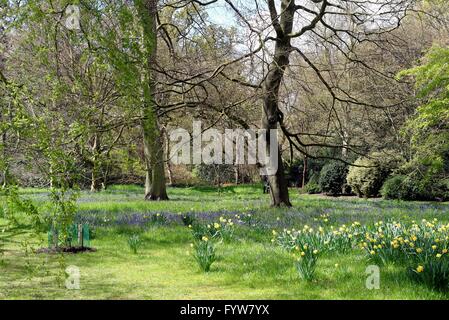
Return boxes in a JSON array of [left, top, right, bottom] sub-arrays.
[[90, 134, 101, 192], [163, 126, 173, 186], [1, 127, 7, 188], [302, 155, 308, 188]]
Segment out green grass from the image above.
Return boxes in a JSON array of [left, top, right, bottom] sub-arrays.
[[1, 185, 448, 299]]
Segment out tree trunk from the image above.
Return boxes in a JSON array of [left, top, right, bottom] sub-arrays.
[[302, 155, 308, 188], [90, 134, 101, 192], [163, 126, 173, 186], [1, 127, 7, 188], [139, 0, 168, 201], [143, 125, 168, 200], [260, 0, 294, 207]]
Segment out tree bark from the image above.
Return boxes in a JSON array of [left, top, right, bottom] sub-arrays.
[[261, 0, 294, 207], [163, 126, 173, 186], [139, 0, 168, 201], [302, 155, 308, 188]]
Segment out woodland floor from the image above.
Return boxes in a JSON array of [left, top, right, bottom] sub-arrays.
[[1, 185, 448, 299]]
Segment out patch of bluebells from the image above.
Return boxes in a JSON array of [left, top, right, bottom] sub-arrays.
[[74, 210, 256, 228]]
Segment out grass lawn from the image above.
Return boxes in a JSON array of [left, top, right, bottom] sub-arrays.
[[1, 185, 449, 299]]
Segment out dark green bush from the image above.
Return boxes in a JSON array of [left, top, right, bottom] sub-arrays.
[[318, 162, 348, 196], [347, 152, 403, 198], [382, 174, 449, 201], [381, 175, 416, 200]]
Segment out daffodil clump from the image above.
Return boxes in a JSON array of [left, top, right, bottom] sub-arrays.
[[188, 217, 235, 272], [272, 223, 362, 281], [215, 216, 235, 242], [192, 236, 216, 272], [294, 243, 320, 281], [127, 234, 142, 254], [272, 218, 449, 290], [189, 216, 235, 242], [360, 219, 449, 291], [273, 222, 363, 255]]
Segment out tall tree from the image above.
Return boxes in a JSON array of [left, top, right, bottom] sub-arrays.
[[136, 0, 169, 200]]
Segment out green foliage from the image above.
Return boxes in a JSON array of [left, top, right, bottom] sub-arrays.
[[347, 152, 403, 198], [380, 171, 448, 201], [381, 175, 415, 200], [396, 46, 449, 200], [304, 173, 321, 194], [1, 185, 41, 228], [318, 161, 348, 196]]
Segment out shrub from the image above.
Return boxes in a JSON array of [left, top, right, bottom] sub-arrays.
[[318, 161, 348, 195], [347, 152, 402, 198], [382, 170, 449, 201], [193, 236, 216, 272], [381, 175, 418, 200]]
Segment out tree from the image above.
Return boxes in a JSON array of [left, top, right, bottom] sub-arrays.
[[397, 45, 449, 198], [213, 0, 414, 206]]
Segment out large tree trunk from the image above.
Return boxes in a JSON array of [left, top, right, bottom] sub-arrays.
[[143, 118, 168, 200], [260, 0, 294, 207], [139, 0, 168, 201]]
